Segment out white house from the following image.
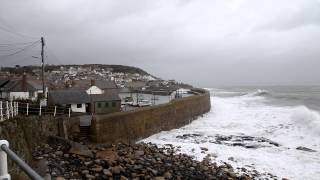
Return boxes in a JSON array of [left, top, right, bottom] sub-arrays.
[[48, 90, 90, 113], [0, 75, 47, 101]]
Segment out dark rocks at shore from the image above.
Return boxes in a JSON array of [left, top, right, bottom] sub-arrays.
[[176, 134, 280, 149], [32, 140, 256, 180], [296, 146, 317, 152]]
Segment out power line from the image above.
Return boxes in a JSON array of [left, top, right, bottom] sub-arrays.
[[0, 41, 39, 46], [0, 18, 38, 40], [45, 46, 64, 65], [0, 41, 40, 59]]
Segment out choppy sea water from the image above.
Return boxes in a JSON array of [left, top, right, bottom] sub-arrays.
[[142, 86, 320, 180]]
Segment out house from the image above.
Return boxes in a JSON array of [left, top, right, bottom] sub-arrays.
[[48, 89, 121, 114], [48, 90, 90, 113], [70, 79, 119, 94], [0, 75, 47, 101]]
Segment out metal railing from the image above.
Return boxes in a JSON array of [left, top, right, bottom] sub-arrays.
[[0, 140, 43, 180]]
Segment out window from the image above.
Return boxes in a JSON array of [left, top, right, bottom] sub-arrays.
[[105, 102, 109, 108], [97, 102, 101, 108], [112, 102, 116, 107], [77, 104, 82, 108]]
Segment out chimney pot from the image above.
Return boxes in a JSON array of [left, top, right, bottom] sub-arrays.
[[91, 79, 95, 86]]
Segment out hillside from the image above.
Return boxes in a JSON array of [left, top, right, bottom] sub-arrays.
[[0, 64, 154, 78]]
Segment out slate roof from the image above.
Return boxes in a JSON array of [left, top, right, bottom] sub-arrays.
[[90, 91, 121, 102], [48, 90, 90, 105], [48, 90, 120, 105], [0, 79, 9, 88], [71, 80, 117, 90], [0, 79, 43, 92]]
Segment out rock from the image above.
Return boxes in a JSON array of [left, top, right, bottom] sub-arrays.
[[69, 142, 94, 158], [63, 154, 70, 158], [91, 166, 103, 172], [44, 173, 51, 180], [154, 177, 165, 180], [103, 169, 112, 176], [81, 170, 89, 175], [296, 146, 317, 152], [228, 157, 235, 161], [200, 147, 208, 151], [120, 176, 128, 180], [134, 150, 144, 157], [96, 149, 119, 162], [56, 177, 65, 180], [163, 172, 172, 179], [34, 156, 44, 160], [55, 151, 63, 156], [112, 166, 121, 174], [147, 167, 158, 176], [85, 174, 95, 179]]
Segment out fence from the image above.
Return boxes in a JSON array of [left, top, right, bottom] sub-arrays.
[[0, 101, 71, 122]]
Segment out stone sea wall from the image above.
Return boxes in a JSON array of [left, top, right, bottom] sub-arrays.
[[91, 89, 211, 143]]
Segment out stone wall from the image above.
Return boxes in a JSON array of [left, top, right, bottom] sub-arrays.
[[0, 115, 68, 179], [91, 89, 211, 143]]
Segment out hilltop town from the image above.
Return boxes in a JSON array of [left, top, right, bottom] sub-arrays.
[[0, 64, 192, 91]]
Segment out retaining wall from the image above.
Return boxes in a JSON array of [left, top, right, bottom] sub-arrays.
[[91, 89, 211, 143], [0, 114, 76, 179]]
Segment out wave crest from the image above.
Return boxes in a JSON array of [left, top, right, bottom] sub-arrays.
[[291, 106, 320, 136], [246, 89, 269, 97]]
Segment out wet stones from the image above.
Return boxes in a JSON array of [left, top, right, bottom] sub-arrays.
[[32, 141, 264, 179]]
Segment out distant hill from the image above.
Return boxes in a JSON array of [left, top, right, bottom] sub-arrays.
[[1, 64, 156, 78]]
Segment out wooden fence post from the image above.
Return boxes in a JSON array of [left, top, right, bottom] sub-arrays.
[[26, 103, 29, 116], [0, 101, 3, 121], [54, 106, 56, 117], [6, 101, 9, 119], [16, 102, 18, 115], [68, 108, 71, 118], [39, 104, 42, 116]]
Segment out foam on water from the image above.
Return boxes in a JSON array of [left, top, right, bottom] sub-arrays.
[[142, 93, 320, 180]]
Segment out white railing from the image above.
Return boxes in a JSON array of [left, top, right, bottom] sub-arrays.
[[0, 140, 43, 180], [0, 101, 71, 122]]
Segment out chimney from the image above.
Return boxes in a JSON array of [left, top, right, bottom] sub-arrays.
[[21, 73, 27, 91], [91, 79, 95, 86]]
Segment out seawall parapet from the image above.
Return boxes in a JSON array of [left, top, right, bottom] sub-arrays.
[[91, 88, 211, 143]]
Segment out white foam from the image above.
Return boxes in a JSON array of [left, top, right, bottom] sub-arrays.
[[142, 95, 320, 180]]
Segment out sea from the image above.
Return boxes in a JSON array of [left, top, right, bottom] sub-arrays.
[[142, 86, 320, 180]]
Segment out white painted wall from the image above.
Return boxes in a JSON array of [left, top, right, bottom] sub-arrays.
[[71, 103, 86, 113], [86, 86, 104, 94], [9, 92, 29, 100]]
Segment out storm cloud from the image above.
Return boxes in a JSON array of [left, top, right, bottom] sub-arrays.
[[1, 0, 320, 87]]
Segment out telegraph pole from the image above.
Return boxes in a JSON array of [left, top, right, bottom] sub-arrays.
[[41, 37, 45, 98]]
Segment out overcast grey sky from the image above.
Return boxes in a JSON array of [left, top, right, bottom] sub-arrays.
[[1, 0, 320, 87]]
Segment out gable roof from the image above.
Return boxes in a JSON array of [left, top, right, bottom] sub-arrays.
[[0, 79, 9, 88], [1, 79, 43, 92], [90, 91, 120, 102], [49, 90, 90, 105], [48, 90, 120, 105], [71, 80, 117, 90]]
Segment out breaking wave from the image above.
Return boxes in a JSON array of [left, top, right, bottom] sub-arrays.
[[291, 106, 320, 136], [245, 89, 269, 97]]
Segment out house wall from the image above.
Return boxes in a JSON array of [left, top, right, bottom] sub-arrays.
[[9, 92, 29, 100], [71, 103, 86, 113], [94, 100, 121, 114], [86, 86, 103, 94]]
